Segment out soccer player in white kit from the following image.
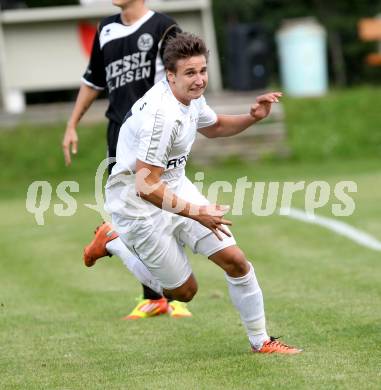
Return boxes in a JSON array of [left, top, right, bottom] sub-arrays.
[[105, 32, 302, 354]]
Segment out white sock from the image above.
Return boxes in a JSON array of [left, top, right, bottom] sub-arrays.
[[225, 262, 269, 350], [106, 238, 163, 296]]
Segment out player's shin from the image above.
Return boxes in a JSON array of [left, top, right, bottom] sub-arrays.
[[106, 238, 163, 295], [225, 262, 269, 350]]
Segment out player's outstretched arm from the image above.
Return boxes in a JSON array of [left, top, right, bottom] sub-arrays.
[[62, 84, 100, 166], [136, 160, 232, 241], [198, 92, 282, 139]]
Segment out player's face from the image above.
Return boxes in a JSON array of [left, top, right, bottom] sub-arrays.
[[168, 55, 208, 105]]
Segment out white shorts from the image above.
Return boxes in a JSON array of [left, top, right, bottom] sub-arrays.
[[108, 177, 236, 289]]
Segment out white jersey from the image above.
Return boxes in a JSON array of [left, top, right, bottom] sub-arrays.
[[105, 78, 217, 218], [105, 78, 236, 288]]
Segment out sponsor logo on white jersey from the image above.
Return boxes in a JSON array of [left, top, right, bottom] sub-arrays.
[[167, 154, 189, 169]]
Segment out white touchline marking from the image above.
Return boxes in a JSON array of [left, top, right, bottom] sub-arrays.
[[279, 207, 381, 251]]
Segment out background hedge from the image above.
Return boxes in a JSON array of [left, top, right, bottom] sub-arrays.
[[212, 0, 381, 87]]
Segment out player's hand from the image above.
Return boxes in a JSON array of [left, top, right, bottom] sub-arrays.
[[62, 126, 78, 166], [193, 204, 232, 241], [250, 91, 282, 122]]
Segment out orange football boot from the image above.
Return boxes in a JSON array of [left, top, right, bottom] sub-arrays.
[[252, 337, 302, 354], [83, 222, 119, 267]]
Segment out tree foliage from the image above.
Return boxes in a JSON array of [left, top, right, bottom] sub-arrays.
[[212, 0, 381, 86]]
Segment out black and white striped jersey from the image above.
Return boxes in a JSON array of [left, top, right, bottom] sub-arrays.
[[82, 10, 179, 125]]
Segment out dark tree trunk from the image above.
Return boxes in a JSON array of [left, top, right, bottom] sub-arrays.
[[313, 0, 347, 86]]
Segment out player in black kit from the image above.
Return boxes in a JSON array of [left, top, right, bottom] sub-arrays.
[[62, 0, 191, 319]]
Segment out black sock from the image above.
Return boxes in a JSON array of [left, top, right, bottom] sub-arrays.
[[142, 284, 163, 300]]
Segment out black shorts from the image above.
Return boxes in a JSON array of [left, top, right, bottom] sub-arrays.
[[107, 120, 121, 175]]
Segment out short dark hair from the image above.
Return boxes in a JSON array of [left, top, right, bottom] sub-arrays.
[[163, 32, 209, 72]]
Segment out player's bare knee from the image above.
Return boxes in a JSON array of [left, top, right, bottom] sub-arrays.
[[226, 249, 250, 277], [183, 280, 198, 301], [209, 246, 249, 276], [172, 285, 197, 302], [166, 275, 198, 302], [179, 288, 197, 302]]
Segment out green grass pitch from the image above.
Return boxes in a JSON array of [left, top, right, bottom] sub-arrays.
[[0, 122, 380, 389]]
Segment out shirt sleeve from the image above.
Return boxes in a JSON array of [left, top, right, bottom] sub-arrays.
[[81, 29, 106, 90], [137, 109, 180, 168], [197, 96, 218, 129]]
